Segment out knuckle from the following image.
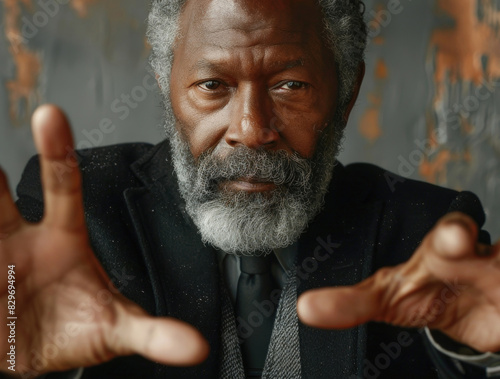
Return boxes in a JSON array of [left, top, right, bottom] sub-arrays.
[[374, 267, 393, 282]]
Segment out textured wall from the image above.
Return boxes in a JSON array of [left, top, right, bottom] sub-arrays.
[[1, 0, 499, 240]]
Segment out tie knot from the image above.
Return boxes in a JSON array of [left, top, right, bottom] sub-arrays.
[[240, 255, 272, 275]]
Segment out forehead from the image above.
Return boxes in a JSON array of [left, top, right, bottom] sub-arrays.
[[181, 0, 323, 37], [175, 0, 330, 69]]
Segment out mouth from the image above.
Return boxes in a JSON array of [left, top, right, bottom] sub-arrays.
[[220, 177, 277, 193]]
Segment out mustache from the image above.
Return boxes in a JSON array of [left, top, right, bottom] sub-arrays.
[[195, 146, 313, 190]]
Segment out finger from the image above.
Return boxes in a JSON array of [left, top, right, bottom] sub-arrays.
[[428, 212, 478, 260], [114, 308, 210, 366], [0, 168, 23, 238], [32, 105, 85, 230], [297, 282, 380, 330]]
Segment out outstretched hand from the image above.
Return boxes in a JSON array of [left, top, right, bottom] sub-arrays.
[[0, 105, 209, 377], [298, 212, 500, 353]]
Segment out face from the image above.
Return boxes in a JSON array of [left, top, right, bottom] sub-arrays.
[[162, 0, 359, 254], [170, 0, 339, 165]]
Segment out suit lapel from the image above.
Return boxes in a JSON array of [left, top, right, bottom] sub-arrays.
[[297, 164, 384, 379], [124, 142, 222, 378]]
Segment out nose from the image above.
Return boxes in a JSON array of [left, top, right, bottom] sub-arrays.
[[224, 85, 280, 149]]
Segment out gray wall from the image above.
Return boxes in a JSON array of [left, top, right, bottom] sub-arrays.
[[1, 0, 499, 240]]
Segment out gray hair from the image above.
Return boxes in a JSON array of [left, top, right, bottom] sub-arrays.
[[147, 0, 367, 116]]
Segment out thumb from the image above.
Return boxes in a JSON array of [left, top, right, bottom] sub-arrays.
[[297, 279, 381, 329], [111, 302, 210, 366]]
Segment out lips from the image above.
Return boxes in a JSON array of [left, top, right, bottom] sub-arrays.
[[220, 177, 277, 192]]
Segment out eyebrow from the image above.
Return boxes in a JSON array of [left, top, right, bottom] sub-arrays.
[[189, 59, 218, 73], [273, 58, 306, 70], [189, 57, 306, 73]]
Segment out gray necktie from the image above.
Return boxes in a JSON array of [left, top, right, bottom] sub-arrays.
[[236, 254, 280, 377]]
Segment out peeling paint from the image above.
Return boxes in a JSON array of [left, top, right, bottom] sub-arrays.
[[375, 58, 388, 80], [424, 0, 500, 185], [360, 108, 382, 142], [419, 150, 453, 184], [373, 36, 385, 45], [430, 0, 500, 102], [5, 46, 41, 124], [359, 58, 387, 143], [2, 0, 138, 125], [2, 0, 42, 125], [71, 0, 98, 17]]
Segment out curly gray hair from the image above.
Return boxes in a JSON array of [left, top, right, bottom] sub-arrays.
[[147, 0, 367, 121]]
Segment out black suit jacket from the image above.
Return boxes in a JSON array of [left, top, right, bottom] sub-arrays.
[[15, 140, 490, 379]]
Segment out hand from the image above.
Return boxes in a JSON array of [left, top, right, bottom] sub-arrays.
[[297, 212, 500, 352], [0, 105, 209, 377]]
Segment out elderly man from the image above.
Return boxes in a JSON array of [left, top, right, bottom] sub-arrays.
[[1, 0, 499, 378]]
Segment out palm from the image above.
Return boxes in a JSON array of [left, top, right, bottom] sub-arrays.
[[0, 105, 208, 376], [4, 227, 111, 373], [441, 292, 500, 352]]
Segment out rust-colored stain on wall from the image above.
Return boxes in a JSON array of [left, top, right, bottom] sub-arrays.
[[71, 0, 98, 17], [423, 0, 500, 184], [358, 1, 388, 144], [373, 36, 385, 46], [359, 58, 387, 143], [419, 150, 453, 184], [2, 0, 133, 125], [431, 0, 500, 101], [2, 0, 41, 125]]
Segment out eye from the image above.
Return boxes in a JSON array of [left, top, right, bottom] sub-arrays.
[[198, 80, 222, 91], [280, 81, 308, 90]]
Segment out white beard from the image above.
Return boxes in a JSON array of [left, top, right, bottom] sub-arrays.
[[162, 100, 345, 255]]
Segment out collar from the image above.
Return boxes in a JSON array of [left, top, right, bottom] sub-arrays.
[[215, 243, 298, 274]]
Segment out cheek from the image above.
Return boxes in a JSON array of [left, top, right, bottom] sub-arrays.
[[274, 95, 334, 158], [171, 91, 230, 159], [275, 87, 337, 158], [279, 113, 325, 158]]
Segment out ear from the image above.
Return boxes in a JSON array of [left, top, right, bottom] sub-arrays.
[[343, 62, 365, 123]]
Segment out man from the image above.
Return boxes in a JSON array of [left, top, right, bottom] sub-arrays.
[[1, 0, 499, 378]]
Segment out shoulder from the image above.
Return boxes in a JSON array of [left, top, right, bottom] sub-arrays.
[[16, 142, 156, 221], [19, 142, 154, 186], [342, 162, 485, 225], [76, 142, 155, 187], [343, 162, 457, 202], [338, 162, 489, 266]]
